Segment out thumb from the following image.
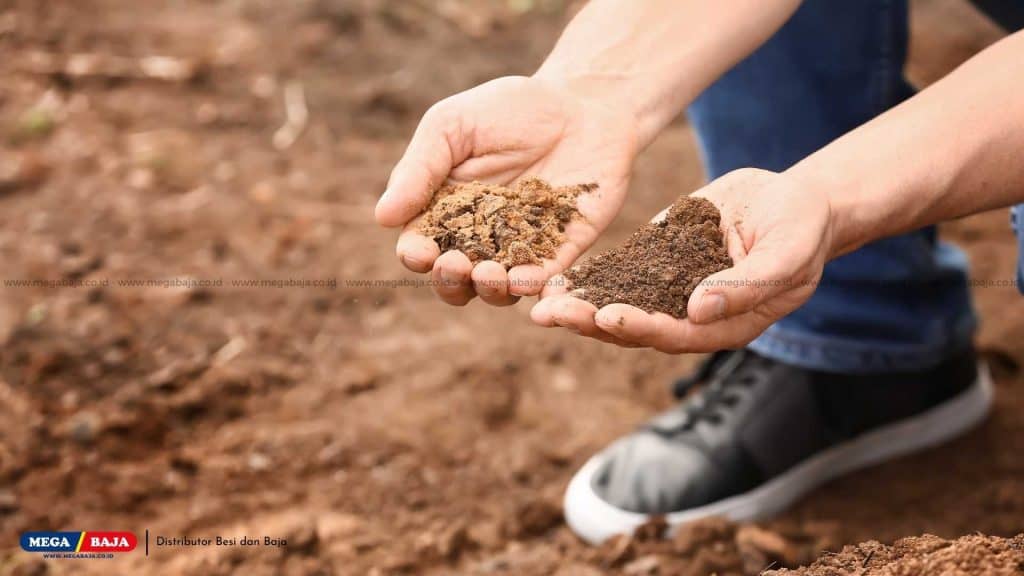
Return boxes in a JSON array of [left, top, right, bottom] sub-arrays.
[[375, 101, 471, 227], [687, 245, 799, 324]]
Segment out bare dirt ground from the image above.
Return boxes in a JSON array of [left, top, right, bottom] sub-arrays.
[[0, 1, 1021, 575]]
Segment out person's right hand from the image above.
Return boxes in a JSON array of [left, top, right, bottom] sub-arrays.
[[531, 168, 832, 352], [375, 76, 639, 306]]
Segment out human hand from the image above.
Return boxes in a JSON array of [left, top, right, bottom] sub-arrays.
[[530, 168, 833, 352], [375, 75, 638, 306]]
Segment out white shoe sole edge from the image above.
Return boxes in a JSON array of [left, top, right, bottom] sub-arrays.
[[564, 364, 994, 545]]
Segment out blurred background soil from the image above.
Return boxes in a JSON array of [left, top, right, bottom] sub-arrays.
[[0, 1, 1021, 574]]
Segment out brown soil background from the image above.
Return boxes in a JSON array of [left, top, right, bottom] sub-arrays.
[[0, 1, 1020, 575]]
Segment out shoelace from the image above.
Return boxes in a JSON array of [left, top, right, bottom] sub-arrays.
[[664, 350, 764, 430], [671, 350, 735, 398]]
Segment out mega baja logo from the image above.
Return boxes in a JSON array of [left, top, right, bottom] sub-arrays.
[[21, 531, 137, 556]]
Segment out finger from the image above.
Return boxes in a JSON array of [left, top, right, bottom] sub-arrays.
[[596, 304, 775, 353], [539, 274, 570, 299], [397, 221, 441, 273], [376, 101, 470, 228], [530, 295, 561, 327], [471, 260, 519, 306], [589, 331, 644, 347], [431, 250, 475, 306], [580, 326, 644, 347], [534, 294, 601, 336], [507, 265, 547, 297], [595, 305, 702, 353], [508, 250, 574, 297], [531, 295, 640, 347], [551, 295, 600, 334], [686, 247, 799, 325], [594, 304, 671, 348]]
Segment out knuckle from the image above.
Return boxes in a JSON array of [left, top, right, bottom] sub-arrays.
[[424, 98, 461, 132], [423, 99, 451, 122], [723, 167, 776, 187]]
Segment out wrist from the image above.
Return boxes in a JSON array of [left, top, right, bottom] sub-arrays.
[[784, 162, 860, 262], [531, 68, 662, 149]]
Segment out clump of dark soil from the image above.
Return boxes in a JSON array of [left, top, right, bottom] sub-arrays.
[[765, 533, 1024, 576], [419, 178, 593, 268], [564, 195, 731, 318]]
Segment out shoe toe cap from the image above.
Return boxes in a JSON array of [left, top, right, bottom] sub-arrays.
[[591, 432, 722, 514]]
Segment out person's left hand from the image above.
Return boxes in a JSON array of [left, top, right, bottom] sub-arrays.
[[530, 168, 833, 352]]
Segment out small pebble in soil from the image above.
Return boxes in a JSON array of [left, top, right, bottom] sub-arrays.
[[565, 195, 731, 318], [419, 178, 595, 269]]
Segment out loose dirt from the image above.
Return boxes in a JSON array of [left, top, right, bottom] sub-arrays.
[[765, 533, 1024, 576], [419, 178, 592, 268], [567, 517, 840, 576], [565, 196, 731, 318]]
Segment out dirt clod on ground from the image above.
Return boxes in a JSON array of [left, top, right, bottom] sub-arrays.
[[419, 178, 593, 268], [565, 196, 732, 318], [765, 533, 1024, 576], [576, 517, 834, 576]]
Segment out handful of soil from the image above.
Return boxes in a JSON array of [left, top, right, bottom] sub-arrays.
[[564, 196, 731, 318], [419, 178, 594, 269]]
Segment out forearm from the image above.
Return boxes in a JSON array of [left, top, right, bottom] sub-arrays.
[[534, 0, 802, 148], [788, 31, 1024, 259]]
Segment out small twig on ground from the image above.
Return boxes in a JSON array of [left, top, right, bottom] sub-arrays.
[[272, 81, 309, 151], [18, 51, 200, 82], [862, 549, 875, 567]]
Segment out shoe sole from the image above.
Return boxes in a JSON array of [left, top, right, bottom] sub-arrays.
[[564, 363, 994, 545]]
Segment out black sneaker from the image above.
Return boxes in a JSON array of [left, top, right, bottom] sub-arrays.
[[564, 348, 993, 544]]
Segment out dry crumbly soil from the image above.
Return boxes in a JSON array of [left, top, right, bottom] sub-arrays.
[[0, 1, 1021, 575], [765, 533, 1024, 576], [565, 196, 731, 318], [419, 179, 590, 268]]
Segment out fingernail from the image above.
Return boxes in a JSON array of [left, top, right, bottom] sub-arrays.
[[595, 310, 620, 327], [696, 293, 726, 323]]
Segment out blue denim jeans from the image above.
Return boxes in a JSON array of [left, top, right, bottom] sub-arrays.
[[686, 0, 996, 373]]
